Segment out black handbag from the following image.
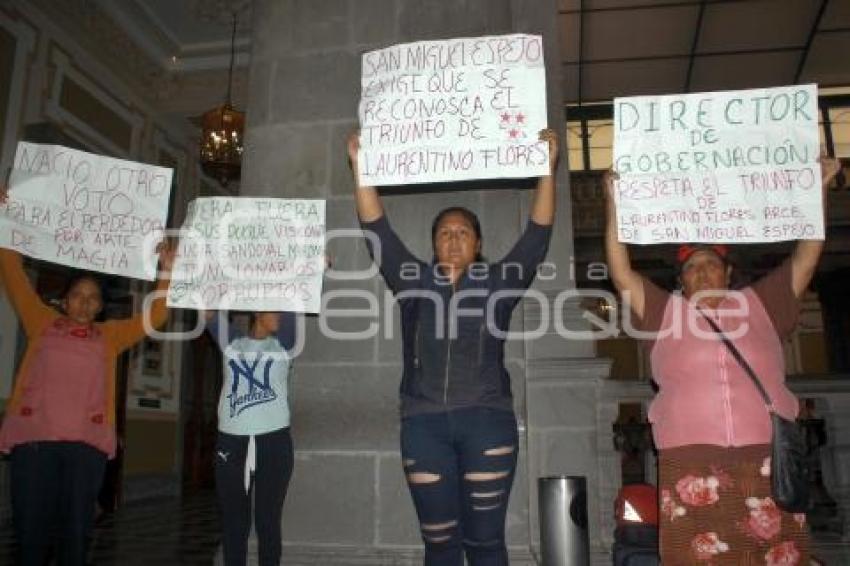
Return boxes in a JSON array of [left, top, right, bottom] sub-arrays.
[[699, 310, 810, 513]]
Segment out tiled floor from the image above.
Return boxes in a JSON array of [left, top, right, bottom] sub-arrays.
[[1, 493, 848, 565], [0, 491, 221, 565]]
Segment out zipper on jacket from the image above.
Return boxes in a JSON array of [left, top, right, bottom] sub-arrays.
[[443, 286, 453, 405], [413, 319, 420, 369], [714, 310, 735, 446], [476, 324, 481, 367], [443, 337, 452, 404]]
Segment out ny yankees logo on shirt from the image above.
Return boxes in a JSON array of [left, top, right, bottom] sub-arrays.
[[227, 353, 278, 418]]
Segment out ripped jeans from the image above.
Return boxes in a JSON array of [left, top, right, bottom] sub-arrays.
[[401, 407, 519, 566]]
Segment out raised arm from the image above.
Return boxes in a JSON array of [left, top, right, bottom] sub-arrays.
[[102, 240, 176, 352], [604, 170, 646, 320], [345, 131, 424, 293], [0, 188, 55, 335], [202, 310, 238, 350], [0, 248, 55, 335], [790, 156, 841, 298], [347, 132, 384, 222], [530, 129, 558, 226], [276, 311, 298, 353]]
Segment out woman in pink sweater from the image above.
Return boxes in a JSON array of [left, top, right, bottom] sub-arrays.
[[604, 158, 840, 565], [0, 188, 175, 566]]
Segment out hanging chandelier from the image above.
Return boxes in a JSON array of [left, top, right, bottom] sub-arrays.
[[200, 12, 244, 186]]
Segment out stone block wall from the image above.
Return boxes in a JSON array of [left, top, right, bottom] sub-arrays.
[[239, 0, 604, 561]]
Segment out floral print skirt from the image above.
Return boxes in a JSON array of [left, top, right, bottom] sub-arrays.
[[658, 444, 809, 565]]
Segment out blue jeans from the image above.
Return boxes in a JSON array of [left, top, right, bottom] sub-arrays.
[[401, 407, 519, 566]]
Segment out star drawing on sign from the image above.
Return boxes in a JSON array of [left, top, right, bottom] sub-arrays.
[[509, 129, 519, 139], [500, 111, 511, 123], [515, 112, 525, 124]]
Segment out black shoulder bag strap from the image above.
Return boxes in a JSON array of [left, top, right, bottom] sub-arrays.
[[699, 308, 810, 512], [697, 309, 774, 412]]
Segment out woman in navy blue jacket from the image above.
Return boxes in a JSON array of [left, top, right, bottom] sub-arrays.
[[347, 129, 558, 566]]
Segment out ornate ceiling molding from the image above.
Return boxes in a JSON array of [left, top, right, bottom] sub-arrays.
[[190, 0, 253, 29], [19, 0, 249, 124], [27, 0, 165, 83], [90, 0, 252, 72]]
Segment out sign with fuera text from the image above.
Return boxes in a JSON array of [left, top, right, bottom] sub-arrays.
[[167, 197, 325, 313]]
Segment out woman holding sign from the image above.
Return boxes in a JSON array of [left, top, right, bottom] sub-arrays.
[[201, 309, 297, 566], [348, 129, 557, 566], [0, 192, 175, 566], [604, 158, 840, 565]]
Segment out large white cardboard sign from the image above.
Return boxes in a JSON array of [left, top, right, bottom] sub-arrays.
[[167, 197, 325, 313], [0, 143, 172, 280], [358, 33, 549, 186], [613, 84, 822, 244]]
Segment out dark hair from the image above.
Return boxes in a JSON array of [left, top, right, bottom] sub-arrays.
[[247, 312, 277, 328], [61, 272, 105, 302], [58, 272, 106, 322], [431, 207, 482, 241], [430, 206, 484, 262]]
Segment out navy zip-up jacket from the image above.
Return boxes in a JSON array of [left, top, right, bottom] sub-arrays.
[[362, 214, 552, 417]]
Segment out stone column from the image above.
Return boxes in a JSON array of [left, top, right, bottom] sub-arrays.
[[509, 1, 618, 564], [239, 1, 599, 563]]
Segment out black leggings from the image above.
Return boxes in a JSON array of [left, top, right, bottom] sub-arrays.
[[215, 427, 294, 566], [11, 441, 107, 566]]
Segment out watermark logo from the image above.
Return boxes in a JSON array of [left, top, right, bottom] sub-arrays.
[[140, 227, 752, 345]]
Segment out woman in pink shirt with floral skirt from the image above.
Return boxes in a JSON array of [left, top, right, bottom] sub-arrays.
[[604, 158, 840, 565]]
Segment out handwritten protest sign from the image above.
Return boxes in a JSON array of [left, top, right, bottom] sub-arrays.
[[613, 84, 822, 244], [0, 143, 172, 280], [167, 197, 325, 312], [358, 34, 549, 186]]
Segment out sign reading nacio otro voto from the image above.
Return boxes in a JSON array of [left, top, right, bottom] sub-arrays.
[[0, 143, 173, 280]]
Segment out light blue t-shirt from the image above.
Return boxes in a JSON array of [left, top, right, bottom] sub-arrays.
[[207, 314, 295, 436]]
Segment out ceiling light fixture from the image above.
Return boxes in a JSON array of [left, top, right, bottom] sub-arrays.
[[199, 11, 244, 186]]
